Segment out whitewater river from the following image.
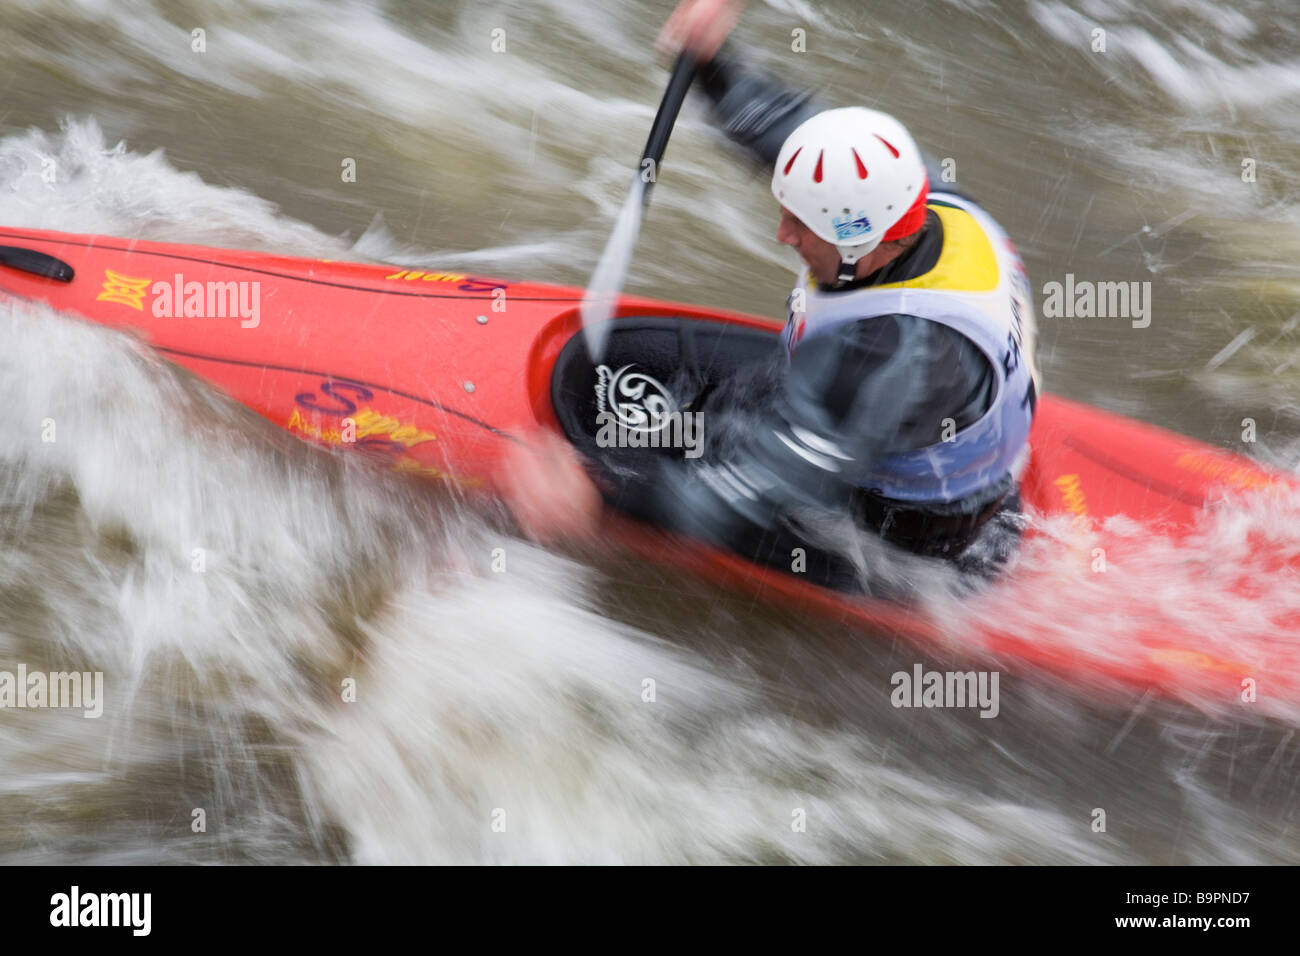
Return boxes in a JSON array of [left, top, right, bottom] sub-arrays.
[[1, 0, 1298, 863]]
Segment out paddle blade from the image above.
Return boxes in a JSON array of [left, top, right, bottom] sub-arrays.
[[580, 176, 646, 361]]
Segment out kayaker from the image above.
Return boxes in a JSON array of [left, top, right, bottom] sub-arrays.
[[633, 0, 1041, 589]]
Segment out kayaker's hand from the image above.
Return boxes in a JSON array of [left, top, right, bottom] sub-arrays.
[[656, 0, 744, 62], [497, 431, 602, 543]]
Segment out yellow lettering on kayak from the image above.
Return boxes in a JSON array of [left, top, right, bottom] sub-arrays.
[[1053, 473, 1090, 530], [288, 408, 316, 438], [287, 408, 341, 444], [1174, 451, 1275, 492], [289, 408, 469, 483], [351, 408, 437, 446], [290, 406, 437, 450], [384, 269, 466, 282], [97, 269, 152, 311]]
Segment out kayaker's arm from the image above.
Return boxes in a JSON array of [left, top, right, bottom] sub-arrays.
[[660, 0, 968, 195], [696, 45, 819, 167], [783, 315, 993, 458], [497, 431, 603, 543]]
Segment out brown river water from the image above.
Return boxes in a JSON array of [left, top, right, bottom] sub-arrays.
[[0, 0, 1298, 863]]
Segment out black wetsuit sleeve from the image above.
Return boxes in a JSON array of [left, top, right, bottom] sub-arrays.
[[696, 46, 821, 166]]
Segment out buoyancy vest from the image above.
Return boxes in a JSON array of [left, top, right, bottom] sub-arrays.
[[780, 191, 1040, 503]]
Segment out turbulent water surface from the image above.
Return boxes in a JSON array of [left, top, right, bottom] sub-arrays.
[[1, 0, 1298, 863]]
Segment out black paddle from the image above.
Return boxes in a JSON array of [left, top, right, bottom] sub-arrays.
[[580, 51, 698, 361], [640, 51, 699, 193]]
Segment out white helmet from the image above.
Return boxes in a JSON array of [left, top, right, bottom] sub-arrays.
[[771, 107, 929, 280]]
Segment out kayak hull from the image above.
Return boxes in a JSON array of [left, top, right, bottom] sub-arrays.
[[2, 227, 1294, 705]]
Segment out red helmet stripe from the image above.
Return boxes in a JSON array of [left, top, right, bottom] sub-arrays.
[[812, 150, 824, 183], [875, 134, 900, 158], [782, 146, 803, 176], [852, 148, 868, 179]]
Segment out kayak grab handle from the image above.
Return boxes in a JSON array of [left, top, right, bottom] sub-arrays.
[[0, 246, 75, 282]]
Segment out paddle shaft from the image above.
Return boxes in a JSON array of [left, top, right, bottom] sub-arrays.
[[579, 51, 698, 360], [639, 52, 698, 200]]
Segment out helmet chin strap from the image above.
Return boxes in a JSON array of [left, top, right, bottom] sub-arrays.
[[832, 240, 876, 287]]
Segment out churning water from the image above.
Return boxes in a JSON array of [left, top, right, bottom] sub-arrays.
[[1, 0, 1297, 863]]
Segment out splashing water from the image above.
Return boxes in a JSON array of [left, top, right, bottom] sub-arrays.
[[2, 0, 1299, 864]]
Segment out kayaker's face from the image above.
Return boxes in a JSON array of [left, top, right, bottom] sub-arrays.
[[777, 206, 841, 285]]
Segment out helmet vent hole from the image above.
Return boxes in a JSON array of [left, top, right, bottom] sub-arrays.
[[783, 146, 803, 176], [812, 150, 824, 183], [887, 204, 893, 210], [875, 135, 900, 159], [851, 148, 869, 179]]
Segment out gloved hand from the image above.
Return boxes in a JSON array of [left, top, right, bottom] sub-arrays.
[[656, 0, 745, 63]]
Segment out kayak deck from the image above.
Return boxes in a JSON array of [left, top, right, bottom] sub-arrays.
[[1, 226, 1295, 709]]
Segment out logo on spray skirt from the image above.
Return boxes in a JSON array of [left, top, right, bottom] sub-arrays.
[[593, 364, 703, 458], [831, 211, 872, 241], [595, 364, 677, 433]]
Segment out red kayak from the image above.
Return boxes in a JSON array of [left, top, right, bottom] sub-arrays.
[[2, 228, 1296, 709]]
